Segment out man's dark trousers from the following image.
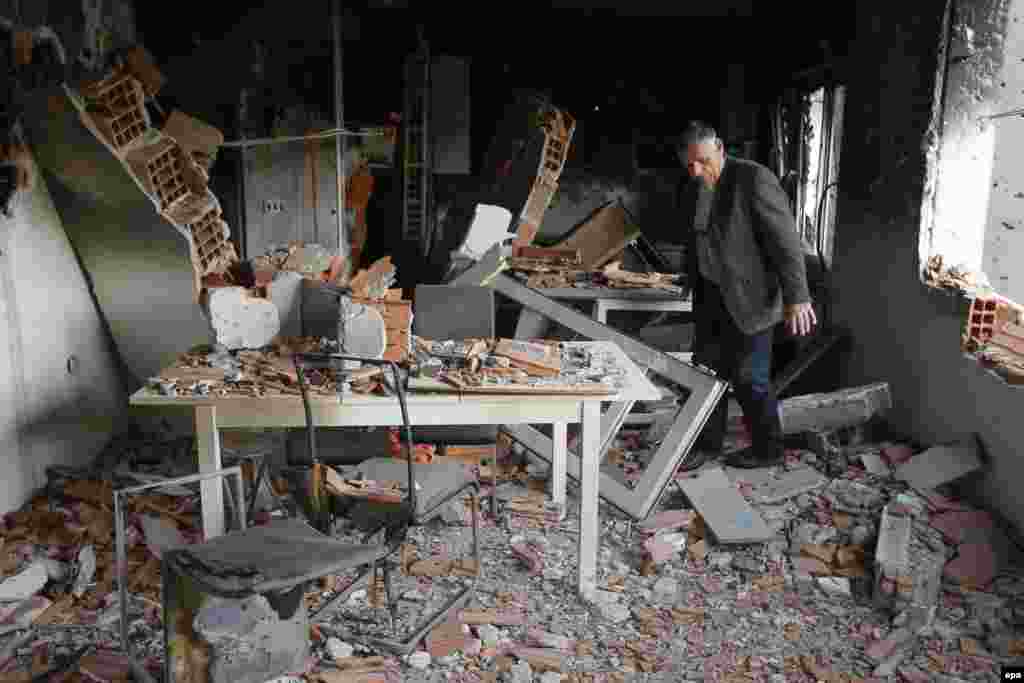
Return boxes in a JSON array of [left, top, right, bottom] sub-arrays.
[[693, 277, 784, 459]]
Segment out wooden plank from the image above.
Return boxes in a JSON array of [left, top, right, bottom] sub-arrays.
[[493, 338, 561, 375], [553, 202, 640, 270], [512, 245, 581, 263], [676, 467, 774, 544]]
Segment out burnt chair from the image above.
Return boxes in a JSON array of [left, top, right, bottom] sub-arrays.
[[293, 352, 481, 655]]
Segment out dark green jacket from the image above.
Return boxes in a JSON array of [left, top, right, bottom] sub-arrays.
[[678, 156, 810, 335]]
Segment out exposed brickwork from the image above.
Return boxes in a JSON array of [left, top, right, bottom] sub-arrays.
[[189, 205, 236, 276], [126, 138, 210, 224], [965, 295, 1024, 355], [81, 71, 151, 153]]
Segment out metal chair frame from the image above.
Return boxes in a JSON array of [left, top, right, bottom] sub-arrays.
[[294, 352, 480, 655]]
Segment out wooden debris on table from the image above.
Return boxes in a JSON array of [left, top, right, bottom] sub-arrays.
[[511, 245, 582, 265], [602, 261, 684, 293], [492, 339, 562, 376]]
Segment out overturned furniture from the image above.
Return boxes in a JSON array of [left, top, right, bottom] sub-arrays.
[[294, 353, 481, 656], [160, 358, 416, 683], [456, 244, 728, 520]]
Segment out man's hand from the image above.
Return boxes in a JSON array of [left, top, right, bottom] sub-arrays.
[[784, 302, 817, 336]]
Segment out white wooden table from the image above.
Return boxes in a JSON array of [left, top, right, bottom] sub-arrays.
[[129, 341, 660, 600], [515, 287, 692, 337]]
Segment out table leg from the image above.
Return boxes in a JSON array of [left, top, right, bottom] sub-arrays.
[[195, 406, 225, 539], [577, 400, 601, 601], [550, 422, 567, 520]]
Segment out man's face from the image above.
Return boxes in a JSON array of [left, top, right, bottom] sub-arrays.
[[680, 139, 725, 189]]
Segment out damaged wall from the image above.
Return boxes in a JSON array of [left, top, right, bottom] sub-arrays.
[[830, 0, 1024, 532], [21, 87, 212, 385], [919, 0, 1010, 279], [0, 144, 124, 512], [980, 2, 1024, 302]]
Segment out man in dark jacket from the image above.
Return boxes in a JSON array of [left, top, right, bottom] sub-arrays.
[[677, 121, 816, 469]]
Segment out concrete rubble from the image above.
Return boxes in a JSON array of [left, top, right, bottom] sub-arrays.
[[0, 401, 1023, 682]]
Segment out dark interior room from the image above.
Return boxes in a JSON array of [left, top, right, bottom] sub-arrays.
[[1, 0, 1024, 680]]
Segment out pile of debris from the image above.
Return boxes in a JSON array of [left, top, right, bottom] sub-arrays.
[[506, 246, 684, 295], [5, 381, 1024, 682], [409, 338, 629, 396], [147, 336, 632, 401]]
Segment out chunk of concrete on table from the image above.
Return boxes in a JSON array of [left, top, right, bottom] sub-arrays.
[[778, 382, 891, 435], [675, 467, 774, 544], [338, 299, 387, 358], [894, 435, 984, 491], [205, 286, 281, 350], [268, 270, 305, 338]]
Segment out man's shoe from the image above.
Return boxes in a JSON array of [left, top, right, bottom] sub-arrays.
[[678, 449, 716, 472], [724, 446, 784, 469]]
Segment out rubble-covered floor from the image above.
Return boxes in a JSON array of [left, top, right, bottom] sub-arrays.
[[1, 417, 1024, 683]]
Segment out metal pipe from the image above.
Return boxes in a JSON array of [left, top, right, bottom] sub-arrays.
[[220, 128, 378, 149], [114, 491, 128, 653], [115, 466, 245, 496], [332, 0, 347, 257]]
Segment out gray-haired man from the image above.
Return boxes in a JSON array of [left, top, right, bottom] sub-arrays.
[[676, 121, 815, 469]]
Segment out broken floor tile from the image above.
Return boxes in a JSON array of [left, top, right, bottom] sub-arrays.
[[676, 467, 774, 544], [944, 542, 998, 589], [752, 466, 828, 504]]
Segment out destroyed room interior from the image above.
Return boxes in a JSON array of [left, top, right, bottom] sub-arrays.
[[4, 0, 1024, 681]]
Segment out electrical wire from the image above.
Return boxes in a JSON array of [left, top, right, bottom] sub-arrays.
[[220, 127, 385, 149]]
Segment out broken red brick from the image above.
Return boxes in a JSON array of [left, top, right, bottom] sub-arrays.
[[637, 509, 693, 534], [426, 620, 467, 658], [882, 443, 915, 466], [510, 540, 544, 574], [943, 542, 998, 589], [525, 628, 574, 653], [930, 510, 994, 545], [643, 535, 680, 564]]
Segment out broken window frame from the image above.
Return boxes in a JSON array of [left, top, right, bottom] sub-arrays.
[[454, 246, 729, 520], [773, 75, 845, 269]]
